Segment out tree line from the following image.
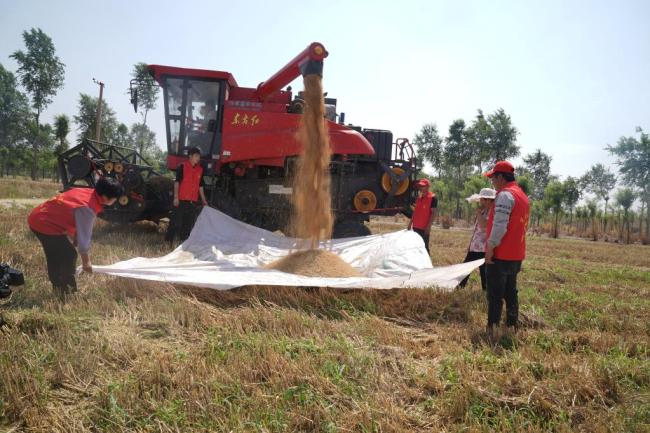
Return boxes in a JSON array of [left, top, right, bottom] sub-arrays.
[[413, 112, 650, 244], [0, 28, 165, 181]]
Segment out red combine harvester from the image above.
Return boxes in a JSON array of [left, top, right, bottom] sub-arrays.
[[59, 43, 418, 237]]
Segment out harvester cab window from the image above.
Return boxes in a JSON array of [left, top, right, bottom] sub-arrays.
[[166, 78, 184, 156], [163, 77, 223, 158]]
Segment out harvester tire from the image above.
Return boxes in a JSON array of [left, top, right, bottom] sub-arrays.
[[332, 220, 371, 239]]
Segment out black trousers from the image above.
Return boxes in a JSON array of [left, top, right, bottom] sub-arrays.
[[486, 259, 522, 327], [165, 201, 200, 243], [413, 228, 430, 255], [459, 250, 486, 290], [32, 230, 78, 294]]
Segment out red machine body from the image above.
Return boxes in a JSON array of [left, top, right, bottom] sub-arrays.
[[148, 42, 374, 173], [143, 42, 417, 236]]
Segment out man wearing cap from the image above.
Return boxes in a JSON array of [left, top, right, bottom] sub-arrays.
[[459, 187, 496, 290], [28, 177, 124, 298], [483, 161, 530, 333], [407, 178, 438, 255], [165, 147, 208, 244]]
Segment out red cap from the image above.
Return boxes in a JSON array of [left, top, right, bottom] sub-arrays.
[[416, 178, 430, 187], [484, 161, 515, 177]]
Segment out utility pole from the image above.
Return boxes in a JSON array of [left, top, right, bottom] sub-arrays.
[[93, 78, 105, 142]]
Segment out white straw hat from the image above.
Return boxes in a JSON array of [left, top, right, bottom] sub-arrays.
[[466, 188, 497, 202], [479, 188, 496, 199]]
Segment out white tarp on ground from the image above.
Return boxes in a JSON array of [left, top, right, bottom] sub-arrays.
[[94, 207, 484, 290]]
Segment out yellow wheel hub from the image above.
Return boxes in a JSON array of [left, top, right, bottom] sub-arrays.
[[381, 167, 409, 195], [118, 195, 129, 206], [114, 162, 124, 174], [353, 190, 377, 212], [104, 161, 114, 172]]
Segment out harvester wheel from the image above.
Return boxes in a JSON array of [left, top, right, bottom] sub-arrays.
[[353, 190, 377, 212], [381, 167, 409, 195], [104, 161, 114, 172], [332, 220, 371, 239], [118, 195, 129, 206], [114, 162, 125, 174]]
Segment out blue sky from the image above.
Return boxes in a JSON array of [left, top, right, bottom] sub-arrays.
[[1, 0, 649, 179]]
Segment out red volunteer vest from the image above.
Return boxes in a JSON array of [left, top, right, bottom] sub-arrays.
[[28, 188, 104, 236], [178, 161, 203, 201], [486, 182, 530, 260], [412, 192, 436, 230]]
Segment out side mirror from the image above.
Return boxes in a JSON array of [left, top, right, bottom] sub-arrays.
[[130, 88, 138, 113]]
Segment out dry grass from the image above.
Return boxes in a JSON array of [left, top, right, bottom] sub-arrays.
[[0, 178, 61, 199], [0, 196, 649, 431]]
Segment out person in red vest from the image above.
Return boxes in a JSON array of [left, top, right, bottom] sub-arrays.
[[407, 178, 438, 255], [28, 177, 124, 298], [165, 147, 208, 244], [484, 161, 530, 334]]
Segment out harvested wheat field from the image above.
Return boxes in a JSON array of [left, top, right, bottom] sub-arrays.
[[1, 199, 649, 432], [265, 249, 361, 278]]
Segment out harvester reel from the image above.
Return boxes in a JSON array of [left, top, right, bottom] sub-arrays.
[[123, 167, 143, 190], [353, 190, 377, 212], [67, 155, 93, 179]]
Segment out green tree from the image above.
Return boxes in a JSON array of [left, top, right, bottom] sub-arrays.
[[28, 122, 57, 179], [131, 62, 159, 125], [516, 173, 533, 197], [114, 123, 131, 147], [543, 180, 565, 238], [413, 123, 443, 175], [562, 176, 581, 224], [615, 188, 635, 243], [130, 123, 157, 159], [582, 163, 617, 233], [73, 93, 118, 145], [465, 110, 492, 172], [522, 149, 552, 201], [10, 28, 65, 179], [607, 127, 650, 241], [586, 200, 599, 241], [53, 114, 70, 154], [443, 119, 473, 218], [0, 63, 31, 175], [462, 174, 490, 222], [487, 108, 519, 161]]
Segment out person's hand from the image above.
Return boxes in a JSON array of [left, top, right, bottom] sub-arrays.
[[173, 198, 179, 207], [82, 260, 93, 274], [407, 222, 412, 230], [202, 199, 208, 206], [485, 246, 494, 264]]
